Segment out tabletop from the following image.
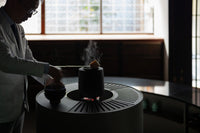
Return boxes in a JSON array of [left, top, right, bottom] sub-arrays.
[[60, 76, 200, 108]]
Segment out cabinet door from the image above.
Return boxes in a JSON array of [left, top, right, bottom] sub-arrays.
[[121, 40, 164, 80], [188, 105, 200, 133], [97, 40, 121, 76], [143, 93, 185, 133]]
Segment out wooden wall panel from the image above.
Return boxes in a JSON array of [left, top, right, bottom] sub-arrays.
[[28, 39, 164, 79], [122, 58, 163, 79], [121, 41, 164, 79], [98, 41, 121, 76]]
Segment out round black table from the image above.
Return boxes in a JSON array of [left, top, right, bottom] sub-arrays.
[[36, 77, 200, 133]]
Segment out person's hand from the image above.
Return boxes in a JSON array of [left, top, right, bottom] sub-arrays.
[[48, 65, 63, 83], [45, 77, 65, 89], [45, 77, 54, 86]]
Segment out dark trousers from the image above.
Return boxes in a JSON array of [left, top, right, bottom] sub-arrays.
[[0, 112, 25, 133]]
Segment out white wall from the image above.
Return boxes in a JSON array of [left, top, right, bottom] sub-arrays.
[[154, 0, 169, 80]]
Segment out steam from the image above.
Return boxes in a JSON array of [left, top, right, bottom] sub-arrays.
[[82, 40, 102, 65]]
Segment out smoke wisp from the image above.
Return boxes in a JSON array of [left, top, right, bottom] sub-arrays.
[[82, 40, 103, 65]]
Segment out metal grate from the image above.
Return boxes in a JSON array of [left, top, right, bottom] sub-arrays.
[[69, 99, 133, 113], [66, 82, 142, 113]]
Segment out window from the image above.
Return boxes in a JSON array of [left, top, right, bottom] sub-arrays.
[[22, 5, 42, 34], [22, 0, 154, 34], [192, 0, 200, 88]]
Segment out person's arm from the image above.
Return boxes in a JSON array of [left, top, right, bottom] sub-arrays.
[[0, 38, 47, 77]]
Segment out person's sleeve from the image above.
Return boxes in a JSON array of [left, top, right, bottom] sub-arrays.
[[0, 36, 47, 77], [20, 26, 51, 84], [32, 74, 52, 86]]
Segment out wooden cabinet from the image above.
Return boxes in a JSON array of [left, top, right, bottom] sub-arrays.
[[143, 93, 185, 133], [121, 40, 164, 79], [28, 39, 164, 80], [188, 105, 200, 133], [143, 93, 200, 133], [97, 41, 121, 76]]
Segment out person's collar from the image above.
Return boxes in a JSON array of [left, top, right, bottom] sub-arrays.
[[0, 7, 15, 26]]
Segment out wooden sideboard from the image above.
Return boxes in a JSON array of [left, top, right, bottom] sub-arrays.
[[28, 39, 164, 79]]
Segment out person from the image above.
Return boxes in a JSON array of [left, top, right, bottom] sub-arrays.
[[0, 0, 64, 132]]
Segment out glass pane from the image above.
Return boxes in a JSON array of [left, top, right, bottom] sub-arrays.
[[197, 59, 200, 80], [197, 16, 200, 36], [45, 0, 100, 33], [192, 0, 199, 88], [197, 38, 200, 55], [192, 37, 200, 87], [192, 16, 196, 37], [192, 0, 200, 15], [192, 38, 196, 57], [192, 59, 196, 79], [198, 0, 200, 15], [193, 0, 196, 15], [102, 0, 154, 33], [21, 5, 41, 34]]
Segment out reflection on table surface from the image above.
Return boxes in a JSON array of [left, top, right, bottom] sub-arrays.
[[61, 76, 200, 108]]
